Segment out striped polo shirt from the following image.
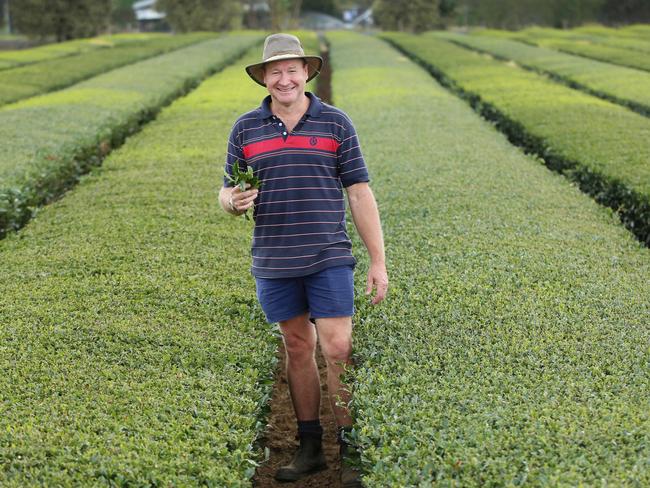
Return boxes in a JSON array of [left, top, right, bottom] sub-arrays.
[[224, 92, 369, 278]]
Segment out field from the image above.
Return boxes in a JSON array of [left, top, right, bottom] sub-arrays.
[[0, 25, 649, 487]]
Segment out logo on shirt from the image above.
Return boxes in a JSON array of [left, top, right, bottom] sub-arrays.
[[309, 136, 318, 146]]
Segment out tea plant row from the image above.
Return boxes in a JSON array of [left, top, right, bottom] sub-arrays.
[[383, 32, 650, 245], [328, 31, 650, 487], [0, 33, 174, 71], [0, 45, 280, 487], [437, 31, 650, 117], [484, 26, 650, 72], [0, 32, 217, 106], [0, 32, 263, 239]]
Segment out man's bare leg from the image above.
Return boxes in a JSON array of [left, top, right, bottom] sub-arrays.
[[315, 316, 361, 487], [279, 312, 321, 420], [275, 312, 327, 482], [315, 316, 354, 427]]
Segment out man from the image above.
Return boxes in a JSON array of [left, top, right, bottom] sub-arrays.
[[219, 33, 388, 486]]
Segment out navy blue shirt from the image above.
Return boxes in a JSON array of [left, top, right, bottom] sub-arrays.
[[224, 93, 369, 278]]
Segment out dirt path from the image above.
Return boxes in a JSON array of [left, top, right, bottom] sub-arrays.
[[253, 341, 342, 488]]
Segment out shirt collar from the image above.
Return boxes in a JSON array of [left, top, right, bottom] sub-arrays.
[[258, 92, 322, 120]]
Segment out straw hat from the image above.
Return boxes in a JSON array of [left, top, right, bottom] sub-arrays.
[[246, 33, 323, 87]]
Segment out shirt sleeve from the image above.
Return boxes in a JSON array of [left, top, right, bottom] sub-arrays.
[[223, 123, 246, 188], [337, 117, 369, 188]]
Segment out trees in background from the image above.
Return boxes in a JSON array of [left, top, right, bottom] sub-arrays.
[[600, 0, 650, 24], [111, 0, 135, 29], [451, 0, 650, 29], [0, 0, 6, 31], [157, 0, 241, 31], [373, 0, 441, 32], [12, 0, 111, 40]]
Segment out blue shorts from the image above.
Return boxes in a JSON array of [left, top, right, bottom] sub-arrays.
[[255, 265, 355, 324]]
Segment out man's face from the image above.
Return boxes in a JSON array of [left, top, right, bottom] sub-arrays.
[[263, 59, 309, 106]]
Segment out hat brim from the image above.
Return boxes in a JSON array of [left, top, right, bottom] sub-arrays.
[[245, 55, 323, 87]]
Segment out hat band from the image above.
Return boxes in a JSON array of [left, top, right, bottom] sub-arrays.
[[263, 49, 304, 61]]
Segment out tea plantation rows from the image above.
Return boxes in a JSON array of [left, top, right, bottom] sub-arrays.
[[383, 32, 650, 245], [329, 31, 649, 486], [436, 31, 650, 116], [0, 45, 278, 487], [482, 26, 650, 72], [0, 33, 173, 70], [0, 32, 263, 238], [0, 32, 218, 106], [0, 27, 648, 486]]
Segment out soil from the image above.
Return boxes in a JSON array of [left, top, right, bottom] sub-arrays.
[[253, 341, 342, 488]]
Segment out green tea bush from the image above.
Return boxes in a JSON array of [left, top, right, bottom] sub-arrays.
[[438, 31, 650, 116], [0, 33, 217, 106], [0, 46, 276, 487], [383, 32, 650, 245], [0, 33, 171, 70], [0, 32, 263, 238], [510, 27, 650, 72], [328, 30, 650, 487]]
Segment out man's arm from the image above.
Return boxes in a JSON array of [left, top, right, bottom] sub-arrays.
[[346, 182, 388, 305], [219, 184, 258, 216]]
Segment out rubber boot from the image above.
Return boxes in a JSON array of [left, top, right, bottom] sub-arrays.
[[274, 435, 327, 482], [340, 442, 363, 488]]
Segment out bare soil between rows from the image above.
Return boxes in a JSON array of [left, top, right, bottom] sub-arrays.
[[253, 342, 342, 488]]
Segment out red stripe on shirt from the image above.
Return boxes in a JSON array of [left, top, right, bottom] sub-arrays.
[[243, 136, 340, 159]]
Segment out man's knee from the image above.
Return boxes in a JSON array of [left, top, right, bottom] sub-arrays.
[[283, 330, 316, 362], [321, 335, 352, 364]]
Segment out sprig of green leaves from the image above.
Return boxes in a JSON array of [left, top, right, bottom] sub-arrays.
[[224, 160, 262, 220]]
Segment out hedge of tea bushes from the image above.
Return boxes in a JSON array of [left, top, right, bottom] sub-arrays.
[[0, 33, 173, 71], [0, 46, 280, 486], [479, 26, 650, 55], [0, 32, 218, 106], [327, 31, 650, 487], [437, 31, 650, 117], [382, 32, 650, 246], [0, 32, 263, 238], [507, 27, 650, 72]]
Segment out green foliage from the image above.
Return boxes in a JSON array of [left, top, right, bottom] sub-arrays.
[[0, 33, 217, 105], [383, 31, 650, 245], [0, 44, 280, 486], [224, 160, 263, 220], [374, 0, 440, 32], [328, 30, 650, 487], [158, 0, 242, 32], [0, 32, 264, 238], [440, 30, 650, 116], [454, 0, 606, 29], [111, 0, 136, 28], [513, 26, 650, 72], [0, 33, 171, 71], [11, 0, 112, 41]]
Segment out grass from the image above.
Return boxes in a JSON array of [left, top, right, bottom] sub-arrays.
[[382, 32, 650, 246], [327, 30, 650, 487], [0, 32, 264, 238]]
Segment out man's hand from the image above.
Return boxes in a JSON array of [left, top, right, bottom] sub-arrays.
[[366, 261, 388, 305], [226, 184, 258, 214]]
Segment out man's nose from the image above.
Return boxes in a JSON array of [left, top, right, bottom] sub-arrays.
[[279, 71, 291, 84]]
